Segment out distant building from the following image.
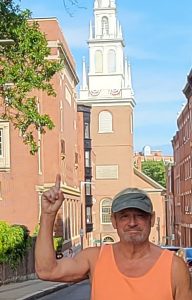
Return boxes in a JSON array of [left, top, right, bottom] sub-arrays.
[[171, 69, 192, 247], [134, 145, 174, 169]]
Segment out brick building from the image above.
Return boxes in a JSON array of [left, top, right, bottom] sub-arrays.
[[0, 18, 86, 252], [171, 69, 192, 247]]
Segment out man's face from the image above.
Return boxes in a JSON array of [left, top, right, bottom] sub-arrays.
[[111, 208, 155, 244]]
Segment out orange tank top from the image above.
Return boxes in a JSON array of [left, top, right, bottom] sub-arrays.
[[91, 245, 173, 300]]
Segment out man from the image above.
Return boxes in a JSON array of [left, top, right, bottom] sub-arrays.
[[35, 175, 192, 299]]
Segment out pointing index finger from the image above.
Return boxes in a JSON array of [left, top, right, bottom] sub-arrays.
[[55, 174, 61, 190]]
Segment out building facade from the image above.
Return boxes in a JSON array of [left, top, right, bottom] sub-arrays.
[[134, 145, 173, 167], [172, 69, 192, 247], [0, 18, 84, 252], [78, 0, 166, 246]]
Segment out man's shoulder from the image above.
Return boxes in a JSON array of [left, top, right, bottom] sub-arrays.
[[83, 246, 101, 257]]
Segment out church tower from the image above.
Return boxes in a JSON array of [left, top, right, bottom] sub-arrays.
[[78, 0, 136, 244]]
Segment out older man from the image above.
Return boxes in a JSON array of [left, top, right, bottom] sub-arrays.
[[35, 175, 192, 300]]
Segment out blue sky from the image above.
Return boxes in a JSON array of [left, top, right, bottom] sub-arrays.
[[17, 0, 192, 155]]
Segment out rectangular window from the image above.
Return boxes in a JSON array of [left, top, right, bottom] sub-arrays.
[[0, 122, 10, 169], [65, 86, 72, 106], [85, 179, 91, 195], [85, 151, 91, 167], [84, 122, 90, 139], [86, 207, 92, 224], [102, 207, 111, 223]]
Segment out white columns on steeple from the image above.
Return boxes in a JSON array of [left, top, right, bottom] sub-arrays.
[[79, 0, 135, 105], [128, 61, 133, 93], [110, 0, 116, 8], [89, 20, 93, 39], [94, 0, 100, 9], [124, 57, 128, 88], [94, 0, 116, 9], [82, 57, 88, 90], [124, 57, 133, 92], [117, 21, 123, 39]]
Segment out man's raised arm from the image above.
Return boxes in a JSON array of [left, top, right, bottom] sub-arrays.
[[35, 175, 90, 282]]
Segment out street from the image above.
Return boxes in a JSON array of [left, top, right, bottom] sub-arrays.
[[39, 280, 90, 300]]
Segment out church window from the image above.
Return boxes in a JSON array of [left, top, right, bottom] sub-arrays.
[[99, 111, 113, 133], [95, 50, 103, 73], [102, 16, 109, 36], [103, 236, 114, 243], [101, 198, 112, 224], [108, 49, 116, 73]]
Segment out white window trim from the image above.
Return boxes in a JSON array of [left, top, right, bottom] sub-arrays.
[[100, 198, 112, 225], [98, 111, 113, 133], [0, 121, 10, 170]]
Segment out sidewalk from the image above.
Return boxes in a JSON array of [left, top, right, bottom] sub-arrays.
[[0, 278, 71, 300]]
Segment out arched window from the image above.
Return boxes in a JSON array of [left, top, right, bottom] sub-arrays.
[[101, 198, 112, 223], [95, 50, 103, 73], [102, 16, 109, 36], [108, 49, 116, 73], [99, 111, 113, 133], [103, 236, 114, 244]]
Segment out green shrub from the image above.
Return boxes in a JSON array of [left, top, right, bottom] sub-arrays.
[[0, 221, 31, 269], [53, 237, 64, 252]]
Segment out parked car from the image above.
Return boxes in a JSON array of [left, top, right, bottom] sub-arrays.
[[176, 247, 192, 273], [161, 246, 192, 272], [161, 245, 180, 252], [183, 248, 192, 272]]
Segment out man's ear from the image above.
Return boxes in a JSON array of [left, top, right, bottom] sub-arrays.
[[111, 213, 117, 229], [151, 211, 155, 227]]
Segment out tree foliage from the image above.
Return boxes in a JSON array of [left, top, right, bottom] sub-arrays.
[[141, 160, 166, 187], [0, 0, 63, 154]]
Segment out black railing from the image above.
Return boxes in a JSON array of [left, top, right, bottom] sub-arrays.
[[84, 139, 92, 150], [86, 195, 93, 206], [86, 223, 93, 233], [85, 167, 92, 177]]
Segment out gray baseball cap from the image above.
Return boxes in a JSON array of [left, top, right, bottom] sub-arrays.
[[112, 188, 153, 214]]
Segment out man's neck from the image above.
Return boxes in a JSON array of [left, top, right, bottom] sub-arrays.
[[115, 240, 153, 259]]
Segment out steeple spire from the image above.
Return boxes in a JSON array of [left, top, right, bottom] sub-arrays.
[[124, 57, 134, 94], [94, 0, 116, 9], [82, 57, 88, 90], [79, 0, 135, 107]]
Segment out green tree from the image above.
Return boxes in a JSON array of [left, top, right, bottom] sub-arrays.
[[141, 160, 166, 187], [0, 0, 63, 154]]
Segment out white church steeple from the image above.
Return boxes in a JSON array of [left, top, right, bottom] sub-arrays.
[[79, 0, 135, 107], [81, 57, 88, 90], [94, 0, 116, 9]]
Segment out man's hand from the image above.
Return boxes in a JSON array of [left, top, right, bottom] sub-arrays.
[[41, 174, 64, 215]]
